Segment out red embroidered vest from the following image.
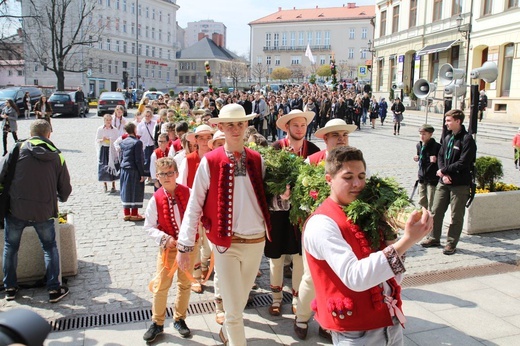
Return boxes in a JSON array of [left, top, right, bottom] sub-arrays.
[[185, 151, 201, 188], [154, 147, 169, 160], [154, 184, 190, 239], [306, 197, 403, 332], [201, 147, 271, 248], [307, 150, 327, 165], [173, 139, 182, 152]]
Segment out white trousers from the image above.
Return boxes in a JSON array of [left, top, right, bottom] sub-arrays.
[[295, 247, 315, 322], [269, 254, 303, 306]]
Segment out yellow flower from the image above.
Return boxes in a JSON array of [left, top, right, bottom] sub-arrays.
[[318, 161, 326, 167], [302, 177, 310, 187]]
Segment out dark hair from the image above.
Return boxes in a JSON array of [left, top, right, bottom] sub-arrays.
[[5, 99, 20, 115], [175, 121, 189, 133], [445, 109, 465, 123], [124, 122, 136, 135], [325, 146, 366, 176]]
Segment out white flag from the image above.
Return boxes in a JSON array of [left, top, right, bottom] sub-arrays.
[[305, 43, 316, 64]]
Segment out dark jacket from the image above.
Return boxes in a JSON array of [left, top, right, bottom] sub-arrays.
[[437, 125, 477, 186], [119, 135, 145, 176], [0, 137, 72, 222], [417, 138, 441, 185]]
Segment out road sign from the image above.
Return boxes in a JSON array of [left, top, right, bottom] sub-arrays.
[[358, 66, 367, 76], [86, 69, 92, 77]]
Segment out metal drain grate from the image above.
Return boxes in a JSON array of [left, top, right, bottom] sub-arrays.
[[50, 291, 292, 332], [402, 261, 520, 287]]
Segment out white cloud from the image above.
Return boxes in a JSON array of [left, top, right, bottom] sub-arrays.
[[176, 0, 374, 57]]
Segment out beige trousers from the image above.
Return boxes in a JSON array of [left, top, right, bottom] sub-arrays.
[[212, 240, 264, 346], [269, 254, 303, 306], [151, 247, 196, 325], [295, 247, 315, 322]]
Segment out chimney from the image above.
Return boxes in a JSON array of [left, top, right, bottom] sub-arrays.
[[198, 32, 207, 41], [347, 2, 356, 8], [17, 28, 23, 37], [212, 33, 224, 47], [278, 7, 281, 11]]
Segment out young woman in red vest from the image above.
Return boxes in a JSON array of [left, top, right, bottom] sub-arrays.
[[177, 104, 271, 346], [304, 146, 432, 345]]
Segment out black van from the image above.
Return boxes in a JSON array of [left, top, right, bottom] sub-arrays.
[[0, 86, 42, 114]]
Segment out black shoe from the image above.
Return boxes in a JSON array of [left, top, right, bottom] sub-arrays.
[[294, 318, 308, 340], [443, 243, 457, 255], [143, 322, 163, 342], [173, 319, 191, 337], [49, 286, 69, 303], [5, 287, 18, 301], [319, 326, 333, 343], [420, 238, 441, 248]]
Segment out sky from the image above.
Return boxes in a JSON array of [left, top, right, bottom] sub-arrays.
[[176, 0, 374, 57]]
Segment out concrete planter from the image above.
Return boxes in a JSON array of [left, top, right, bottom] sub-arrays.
[[0, 214, 78, 283], [464, 190, 520, 234]]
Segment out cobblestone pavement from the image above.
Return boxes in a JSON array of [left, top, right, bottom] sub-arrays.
[[1, 112, 519, 323]]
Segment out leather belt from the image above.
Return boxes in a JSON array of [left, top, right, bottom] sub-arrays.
[[231, 235, 265, 244]]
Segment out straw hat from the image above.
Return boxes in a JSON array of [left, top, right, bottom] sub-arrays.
[[314, 119, 358, 139], [208, 130, 226, 149], [192, 109, 207, 115], [186, 124, 214, 143], [208, 103, 256, 124], [276, 109, 315, 130]]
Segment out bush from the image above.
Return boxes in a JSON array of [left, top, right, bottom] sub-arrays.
[[169, 89, 175, 97], [196, 87, 204, 93], [148, 87, 157, 91], [475, 156, 503, 192]]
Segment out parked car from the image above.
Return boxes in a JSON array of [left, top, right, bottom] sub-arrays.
[[48, 91, 88, 117], [142, 90, 164, 101], [0, 86, 42, 114], [97, 91, 127, 117]]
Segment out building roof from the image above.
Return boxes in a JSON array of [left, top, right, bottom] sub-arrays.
[[249, 5, 375, 25], [176, 37, 241, 61]]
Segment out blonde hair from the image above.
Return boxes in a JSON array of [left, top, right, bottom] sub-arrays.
[[156, 157, 177, 172]]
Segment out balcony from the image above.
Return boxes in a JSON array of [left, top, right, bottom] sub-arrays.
[[262, 45, 331, 52]]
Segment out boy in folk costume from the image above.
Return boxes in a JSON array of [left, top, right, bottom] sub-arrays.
[[304, 147, 433, 345], [177, 104, 271, 346], [177, 124, 213, 295], [150, 133, 171, 191], [143, 158, 195, 342], [265, 109, 319, 317]]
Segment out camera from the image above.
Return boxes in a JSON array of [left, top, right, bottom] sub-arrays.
[[0, 309, 50, 346]]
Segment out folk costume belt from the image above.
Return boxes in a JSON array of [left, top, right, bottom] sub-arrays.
[[231, 235, 265, 244]]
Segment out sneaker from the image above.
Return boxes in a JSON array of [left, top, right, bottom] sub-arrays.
[[443, 243, 457, 255], [173, 319, 191, 337], [143, 322, 163, 342], [420, 238, 441, 248], [5, 287, 18, 301], [49, 286, 69, 303]]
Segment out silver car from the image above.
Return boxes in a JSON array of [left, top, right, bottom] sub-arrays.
[[97, 92, 127, 117]]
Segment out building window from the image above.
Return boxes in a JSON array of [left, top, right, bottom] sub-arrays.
[[123, 20, 127, 33], [450, 45, 460, 68], [348, 48, 354, 59], [106, 17, 111, 30], [151, 28, 155, 39], [290, 32, 296, 47], [316, 31, 321, 45], [131, 22, 135, 35], [265, 33, 271, 47], [282, 32, 287, 46], [410, 0, 417, 27], [159, 29, 162, 40], [145, 6, 149, 18], [298, 32, 304, 46], [106, 0, 110, 7], [392, 6, 399, 33], [98, 38, 103, 49], [361, 28, 367, 39], [17, 70, 23, 76], [123, 41, 127, 53], [390, 57, 398, 84], [123, 0, 126, 11], [361, 50, 367, 59], [167, 32, 171, 43], [152, 9, 155, 20], [145, 26, 149, 38], [433, 0, 443, 22], [108, 60, 112, 74], [99, 59, 103, 73], [320, 56, 326, 65], [116, 0, 119, 9], [115, 18, 119, 31], [159, 11, 162, 22], [483, 0, 493, 15], [168, 13, 171, 24], [152, 46, 155, 57], [138, 44, 142, 55], [138, 4, 141, 16], [131, 2, 134, 14], [380, 10, 387, 36], [507, 0, 518, 9], [274, 33, 279, 47], [307, 31, 312, 45], [377, 59, 384, 91], [266, 56, 271, 65], [257, 56, 262, 64], [168, 49, 171, 59], [145, 45, 149, 56], [324, 31, 330, 46], [115, 61, 118, 74], [349, 28, 355, 39], [274, 56, 280, 65], [159, 48, 162, 59], [291, 56, 301, 65], [8, 70, 12, 76], [501, 43, 514, 96], [429, 52, 440, 82], [452, 0, 462, 15], [115, 40, 120, 52]]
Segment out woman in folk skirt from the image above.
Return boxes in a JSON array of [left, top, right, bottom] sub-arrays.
[[96, 114, 120, 192], [119, 122, 146, 221]]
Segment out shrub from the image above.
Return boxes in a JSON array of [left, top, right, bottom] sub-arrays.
[[475, 156, 503, 192], [169, 89, 175, 97], [148, 87, 157, 91], [196, 87, 204, 93]]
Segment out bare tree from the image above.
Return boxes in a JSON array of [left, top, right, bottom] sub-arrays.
[[336, 61, 353, 80], [290, 65, 305, 83], [222, 59, 247, 90], [0, 1, 28, 62], [251, 63, 268, 85], [22, 0, 101, 90]]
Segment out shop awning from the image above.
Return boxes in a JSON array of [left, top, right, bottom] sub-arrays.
[[416, 40, 459, 56]]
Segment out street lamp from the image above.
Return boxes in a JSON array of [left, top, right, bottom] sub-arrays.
[[361, 40, 376, 91], [456, 14, 470, 39]]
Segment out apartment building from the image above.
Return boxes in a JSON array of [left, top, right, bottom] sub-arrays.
[[184, 20, 227, 49], [249, 3, 375, 82], [22, 0, 180, 96], [373, 0, 520, 122]]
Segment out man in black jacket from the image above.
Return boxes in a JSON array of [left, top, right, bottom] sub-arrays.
[[0, 120, 72, 302], [413, 124, 441, 211], [421, 110, 476, 255]]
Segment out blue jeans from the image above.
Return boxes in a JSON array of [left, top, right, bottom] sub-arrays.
[[3, 215, 60, 290]]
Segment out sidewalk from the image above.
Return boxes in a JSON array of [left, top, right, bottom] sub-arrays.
[[43, 270, 520, 345]]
